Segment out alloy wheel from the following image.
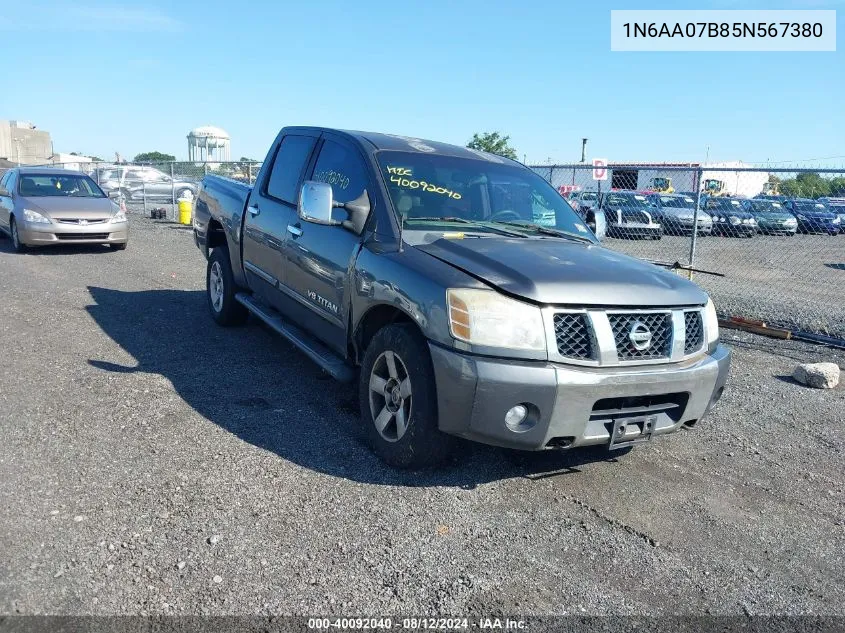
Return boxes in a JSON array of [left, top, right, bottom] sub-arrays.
[[368, 350, 412, 442]]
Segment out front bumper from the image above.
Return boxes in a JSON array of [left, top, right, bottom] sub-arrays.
[[431, 343, 731, 451], [18, 221, 129, 246], [607, 223, 662, 239], [713, 222, 755, 236], [757, 221, 797, 234]]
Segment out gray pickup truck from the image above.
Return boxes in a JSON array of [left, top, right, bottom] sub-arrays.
[[193, 127, 730, 468]]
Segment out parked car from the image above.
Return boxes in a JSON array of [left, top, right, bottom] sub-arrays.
[[569, 190, 601, 214], [815, 197, 845, 234], [647, 193, 712, 236], [701, 196, 757, 237], [94, 166, 198, 202], [193, 126, 729, 468], [600, 191, 662, 239], [783, 198, 841, 235], [754, 194, 790, 203], [566, 191, 605, 240], [743, 199, 798, 236], [0, 167, 128, 252]]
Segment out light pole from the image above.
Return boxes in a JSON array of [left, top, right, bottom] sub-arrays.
[[580, 138, 588, 163], [15, 139, 22, 165]]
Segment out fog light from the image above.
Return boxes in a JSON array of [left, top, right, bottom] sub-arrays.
[[505, 404, 537, 433], [505, 404, 527, 425]]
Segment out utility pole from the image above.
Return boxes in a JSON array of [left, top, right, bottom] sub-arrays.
[[580, 138, 588, 163]]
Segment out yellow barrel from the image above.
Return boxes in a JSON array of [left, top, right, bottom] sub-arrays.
[[178, 198, 192, 225]]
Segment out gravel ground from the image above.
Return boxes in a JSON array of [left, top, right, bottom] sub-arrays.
[[1, 216, 843, 617]]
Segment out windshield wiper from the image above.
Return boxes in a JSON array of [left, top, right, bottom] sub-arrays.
[[404, 216, 527, 238], [490, 221, 595, 243]]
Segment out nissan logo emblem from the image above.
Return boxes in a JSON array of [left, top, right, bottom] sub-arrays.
[[629, 321, 653, 351]]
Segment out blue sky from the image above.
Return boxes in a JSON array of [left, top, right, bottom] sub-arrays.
[[2, 0, 842, 165]]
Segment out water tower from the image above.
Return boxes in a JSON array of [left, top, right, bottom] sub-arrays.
[[187, 125, 231, 162]]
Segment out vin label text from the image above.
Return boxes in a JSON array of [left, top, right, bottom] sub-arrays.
[[611, 10, 836, 51]]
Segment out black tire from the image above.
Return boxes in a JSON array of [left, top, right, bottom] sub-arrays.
[[110, 242, 128, 251], [358, 324, 458, 468], [206, 247, 248, 326], [10, 217, 27, 253]]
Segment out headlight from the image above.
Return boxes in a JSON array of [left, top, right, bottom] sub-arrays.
[[717, 216, 726, 222], [447, 288, 546, 351], [728, 216, 741, 225], [833, 217, 841, 224], [23, 208, 51, 224], [785, 218, 797, 225], [704, 298, 719, 351], [111, 208, 127, 223]]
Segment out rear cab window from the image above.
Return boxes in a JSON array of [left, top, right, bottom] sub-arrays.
[[265, 135, 318, 205]]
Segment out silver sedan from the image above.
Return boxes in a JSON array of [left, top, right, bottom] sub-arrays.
[[0, 167, 129, 252]]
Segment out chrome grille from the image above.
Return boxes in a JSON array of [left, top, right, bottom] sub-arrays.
[[684, 311, 704, 354], [608, 312, 673, 360], [56, 218, 108, 225], [553, 313, 594, 360]]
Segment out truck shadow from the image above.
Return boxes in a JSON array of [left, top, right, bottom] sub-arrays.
[[85, 286, 627, 488]]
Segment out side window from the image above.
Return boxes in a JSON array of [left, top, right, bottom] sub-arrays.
[[0, 172, 8, 189], [311, 139, 368, 204], [266, 135, 317, 205]]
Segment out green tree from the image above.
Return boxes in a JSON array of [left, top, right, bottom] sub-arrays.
[[827, 177, 845, 197], [134, 151, 176, 163], [466, 131, 518, 160], [779, 172, 831, 198], [89, 156, 104, 162]]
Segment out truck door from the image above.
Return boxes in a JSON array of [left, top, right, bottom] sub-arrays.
[[242, 134, 318, 306], [279, 136, 370, 354]]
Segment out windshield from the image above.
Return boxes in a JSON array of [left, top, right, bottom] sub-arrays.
[[377, 151, 595, 240], [793, 201, 829, 213], [18, 174, 105, 198], [659, 196, 695, 209], [604, 193, 652, 208], [749, 200, 785, 213], [705, 198, 743, 211]]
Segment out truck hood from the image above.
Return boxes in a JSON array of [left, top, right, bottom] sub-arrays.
[[415, 236, 708, 307]]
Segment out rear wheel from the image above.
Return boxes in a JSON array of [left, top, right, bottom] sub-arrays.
[[10, 218, 27, 253], [207, 247, 248, 326], [359, 324, 458, 468]]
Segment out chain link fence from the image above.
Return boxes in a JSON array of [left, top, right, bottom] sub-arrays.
[[532, 164, 845, 341], [44, 160, 264, 220]]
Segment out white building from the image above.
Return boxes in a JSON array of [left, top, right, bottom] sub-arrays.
[[51, 152, 93, 171], [0, 120, 52, 165]]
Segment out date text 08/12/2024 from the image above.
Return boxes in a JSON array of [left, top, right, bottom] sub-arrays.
[[306, 617, 527, 630]]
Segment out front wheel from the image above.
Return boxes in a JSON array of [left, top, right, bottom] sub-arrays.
[[207, 247, 248, 326], [359, 324, 458, 468], [10, 218, 27, 253]]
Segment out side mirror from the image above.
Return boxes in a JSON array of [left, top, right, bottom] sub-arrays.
[[299, 181, 335, 225], [299, 180, 371, 235], [107, 190, 121, 200]]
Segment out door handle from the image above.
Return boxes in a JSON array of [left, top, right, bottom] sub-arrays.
[[247, 205, 260, 217], [287, 224, 303, 237]]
